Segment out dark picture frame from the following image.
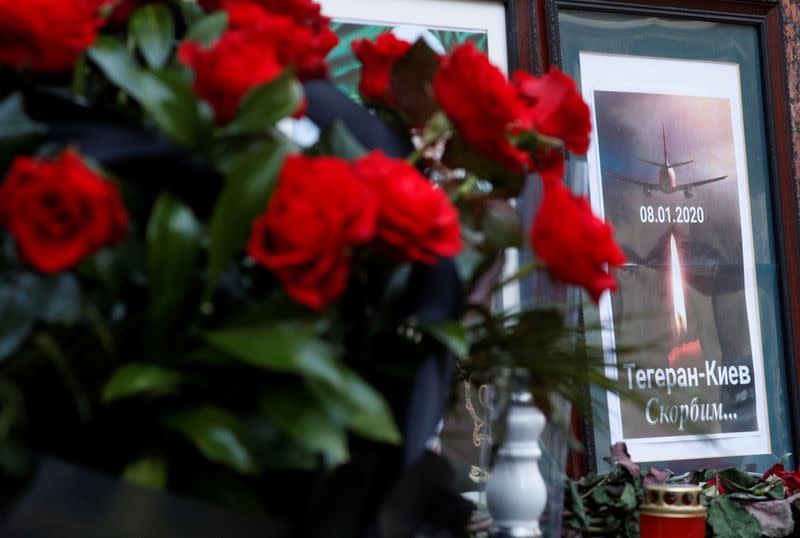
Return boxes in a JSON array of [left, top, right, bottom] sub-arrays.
[[533, 0, 800, 472]]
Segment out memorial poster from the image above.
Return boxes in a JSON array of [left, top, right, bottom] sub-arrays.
[[580, 52, 771, 462]]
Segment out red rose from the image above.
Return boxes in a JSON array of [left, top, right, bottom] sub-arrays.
[[352, 33, 412, 104], [706, 476, 726, 494], [763, 464, 800, 495], [201, 0, 337, 79], [353, 151, 461, 263], [530, 179, 625, 302], [247, 155, 378, 310], [178, 29, 283, 124], [0, 0, 107, 71], [434, 41, 531, 173], [0, 150, 128, 273], [202, 0, 325, 26], [513, 68, 591, 155], [104, 0, 167, 25]]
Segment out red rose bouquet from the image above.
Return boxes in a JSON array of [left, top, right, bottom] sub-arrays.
[[0, 0, 622, 530]]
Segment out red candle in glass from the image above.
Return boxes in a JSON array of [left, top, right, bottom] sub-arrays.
[[640, 484, 706, 538]]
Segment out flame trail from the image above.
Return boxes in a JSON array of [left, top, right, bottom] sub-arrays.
[[670, 234, 687, 336]]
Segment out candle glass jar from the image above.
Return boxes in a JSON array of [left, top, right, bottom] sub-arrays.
[[640, 484, 707, 538]]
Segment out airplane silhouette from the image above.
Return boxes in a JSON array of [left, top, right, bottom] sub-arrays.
[[605, 123, 727, 198]]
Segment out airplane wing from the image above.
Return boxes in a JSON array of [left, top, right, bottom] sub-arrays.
[[682, 175, 727, 188], [605, 171, 658, 188]]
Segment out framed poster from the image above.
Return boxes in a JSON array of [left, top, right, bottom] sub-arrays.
[[318, 0, 537, 81], [319, 0, 536, 309], [538, 0, 800, 472]]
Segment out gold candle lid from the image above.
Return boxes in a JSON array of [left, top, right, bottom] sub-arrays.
[[641, 484, 707, 518]]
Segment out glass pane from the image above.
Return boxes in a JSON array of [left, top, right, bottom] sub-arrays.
[[556, 9, 792, 473]]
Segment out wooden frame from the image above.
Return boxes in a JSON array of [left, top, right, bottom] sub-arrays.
[[534, 0, 800, 471], [503, 0, 538, 72]]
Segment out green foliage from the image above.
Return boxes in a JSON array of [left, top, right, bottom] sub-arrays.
[[222, 71, 304, 136], [0, 276, 39, 362], [206, 137, 290, 295], [122, 456, 168, 490], [146, 194, 203, 328], [260, 388, 350, 467], [563, 464, 642, 538], [164, 406, 258, 474], [565, 445, 800, 538], [183, 11, 228, 46], [102, 363, 183, 402], [306, 120, 367, 160], [88, 37, 213, 150], [708, 497, 762, 538], [129, 4, 175, 69], [421, 321, 469, 358], [307, 368, 402, 444], [203, 320, 401, 445], [203, 322, 339, 382], [0, 93, 46, 175], [0, 3, 611, 526], [442, 131, 525, 197]]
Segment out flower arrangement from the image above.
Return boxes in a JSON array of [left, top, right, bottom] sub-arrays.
[[0, 0, 624, 526], [565, 443, 800, 538]]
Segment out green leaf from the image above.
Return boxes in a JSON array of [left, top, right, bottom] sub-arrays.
[[618, 482, 637, 511], [242, 417, 318, 471], [719, 467, 758, 493], [708, 497, 762, 538], [89, 37, 212, 149], [0, 93, 46, 174], [389, 38, 441, 125], [564, 479, 589, 528], [421, 111, 452, 145], [146, 193, 203, 327], [129, 4, 175, 68], [122, 456, 167, 490], [421, 321, 469, 358], [204, 321, 401, 444], [206, 137, 290, 294], [102, 363, 183, 402], [442, 131, 525, 197], [308, 368, 402, 445], [223, 71, 304, 136], [164, 406, 257, 474], [136, 69, 211, 149], [260, 389, 349, 467], [482, 199, 523, 248], [203, 323, 340, 384], [88, 36, 142, 99], [184, 11, 228, 47], [306, 119, 367, 160], [0, 275, 40, 361], [0, 376, 23, 439], [178, 0, 204, 25]]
